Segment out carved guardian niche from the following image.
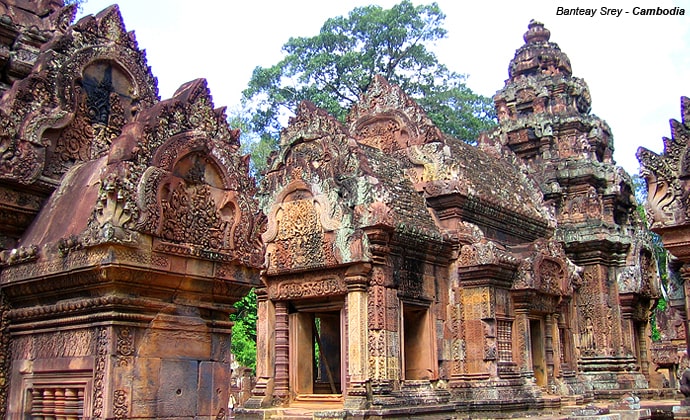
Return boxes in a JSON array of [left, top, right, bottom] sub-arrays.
[[535, 255, 566, 296], [263, 182, 340, 273], [558, 186, 602, 223], [43, 61, 136, 179]]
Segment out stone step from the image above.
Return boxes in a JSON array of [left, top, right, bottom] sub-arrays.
[[268, 408, 314, 420]]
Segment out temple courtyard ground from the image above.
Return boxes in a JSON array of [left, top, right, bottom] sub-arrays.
[[230, 398, 681, 419]]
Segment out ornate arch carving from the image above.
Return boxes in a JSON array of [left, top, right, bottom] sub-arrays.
[[0, 5, 157, 185], [263, 180, 342, 273]]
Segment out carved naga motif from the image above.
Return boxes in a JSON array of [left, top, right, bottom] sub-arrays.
[[637, 97, 690, 229], [92, 163, 139, 242]]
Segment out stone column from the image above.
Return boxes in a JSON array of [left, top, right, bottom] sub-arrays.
[[0, 290, 9, 420], [273, 301, 289, 404], [683, 266, 690, 359], [344, 264, 371, 409], [637, 321, 650, 378], [367, 282, 394, 396], [514, 308, 533, 378], [362, 227, 394, 397], [552, 313, 562, 376], [246, 288, 275, 408], [545, 314, 555, 388]]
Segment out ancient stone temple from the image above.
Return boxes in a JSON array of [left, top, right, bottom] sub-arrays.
[[242, 21, 660, 419], [0, 1, 664, 418], [479, 20, 659, 398], [0, 1, 262, 418]]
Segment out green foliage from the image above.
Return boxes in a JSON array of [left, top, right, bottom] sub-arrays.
[[651, 297, 667, 342], [228, 108, 273, 179], [657, 297, 667, 312], [65, 0, 86, 12], [242, 0, 496, 172], [230, 289, 258, 373], [650, 319, 661, 341]]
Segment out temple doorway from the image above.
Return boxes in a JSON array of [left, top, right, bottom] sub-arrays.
[[530, 319, 547, 387], [289, 303, 343, 397], [402, 303, 435, 380]]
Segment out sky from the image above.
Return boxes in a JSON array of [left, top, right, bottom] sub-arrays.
[[77, 0, 689, 176]]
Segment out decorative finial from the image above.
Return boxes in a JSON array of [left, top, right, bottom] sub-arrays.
[[524, 20, 550, 44]]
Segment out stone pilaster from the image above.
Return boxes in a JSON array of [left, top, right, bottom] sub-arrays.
[[636, 321, 649, 378], [273, 301, 289, 404], [344, 264, 371, 409], [515, 308, 533, 378], [545, 314, 555, 389], [245, 288, 275, 409]]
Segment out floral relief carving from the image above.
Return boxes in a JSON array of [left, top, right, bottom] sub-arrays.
[[396, 257, 424, 299], [348, 75, 442, 148], [92, 327, 109, 418], [368, 329, 386, 380], [0, 134, 42, 184], [269, 277, 346, 300], [160, 182, 227, 249], [113, 389, 128, 419], [0, 5, 157, 187], [264, 191, 340, 272], [355, 119, 402, 154], [367, 285, 386, 330], [0, 291, 9, 419], [116, 327, 134, 367]]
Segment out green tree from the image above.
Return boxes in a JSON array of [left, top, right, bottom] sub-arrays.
[[230, 289, 258, 373], [227, 108, 272, 178], [242, 0, 496, 172]]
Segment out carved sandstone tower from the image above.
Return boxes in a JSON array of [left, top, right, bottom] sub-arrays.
[[479, 20, 658, 396]]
